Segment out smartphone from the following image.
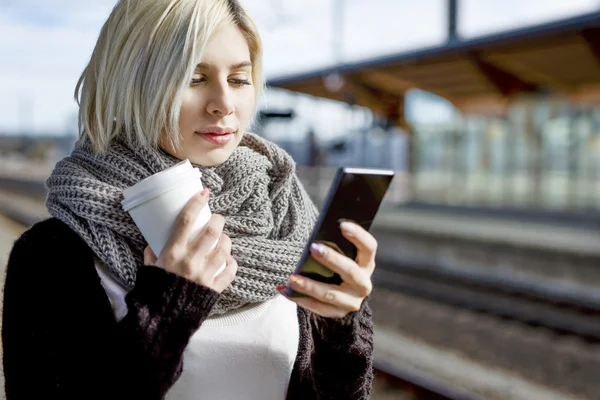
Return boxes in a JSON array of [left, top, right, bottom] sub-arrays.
[[286, 167, 395, 297]]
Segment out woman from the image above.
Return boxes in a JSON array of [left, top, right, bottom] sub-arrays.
[[2, 0, 376, 399]]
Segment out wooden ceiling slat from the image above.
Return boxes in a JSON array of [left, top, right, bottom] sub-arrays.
[[488, 47, 584, 60], [446, 86, 500, 96], [383, 61, 476, 78], [432, 82, 493, 92], [581, 28, 600, 66], [485, 56, 572, 92], [389, 73, 476, 88], [357, 70, 476, 98]]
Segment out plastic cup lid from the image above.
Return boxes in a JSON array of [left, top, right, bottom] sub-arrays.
[[121, 159, 202, 211]]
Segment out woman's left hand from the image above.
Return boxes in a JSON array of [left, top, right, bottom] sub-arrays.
[[277, 221, 377, 319]]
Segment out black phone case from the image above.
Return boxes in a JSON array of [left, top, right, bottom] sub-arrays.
[[286, 167, 395, 297]]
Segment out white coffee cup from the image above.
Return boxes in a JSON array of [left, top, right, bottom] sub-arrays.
[[122, 159, 226, 276]]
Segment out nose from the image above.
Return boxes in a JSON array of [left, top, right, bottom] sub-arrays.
[[206, 82, 235, 117]]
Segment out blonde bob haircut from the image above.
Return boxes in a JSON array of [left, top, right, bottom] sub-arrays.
[[75, 0, 263, 153]]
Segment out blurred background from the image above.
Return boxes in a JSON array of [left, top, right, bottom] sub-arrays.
[[2, 1, 600, 399]]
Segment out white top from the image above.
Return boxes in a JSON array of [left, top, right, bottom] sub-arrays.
[[95, 261, 300, 400]]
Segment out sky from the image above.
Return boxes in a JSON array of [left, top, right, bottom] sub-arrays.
[[0, 0, 599, 135]]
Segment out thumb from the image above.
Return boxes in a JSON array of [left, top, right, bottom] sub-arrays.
[[144, 246, 158, 265]]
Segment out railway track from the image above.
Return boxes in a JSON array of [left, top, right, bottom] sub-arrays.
[[374, 258, 600, 343], [374, 360, 486, 400]]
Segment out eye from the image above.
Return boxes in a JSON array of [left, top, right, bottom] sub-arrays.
[[229, 78, 252, 86], [190, 74, 206, 85]]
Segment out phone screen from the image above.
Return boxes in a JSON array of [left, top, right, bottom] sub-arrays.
[[292, 168, 394, 288]]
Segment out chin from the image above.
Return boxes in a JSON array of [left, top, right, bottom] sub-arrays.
[[191, 132, 243, 166], [190, 148, 233, 167]]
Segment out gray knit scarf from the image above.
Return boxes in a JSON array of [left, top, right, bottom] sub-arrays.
[[46, 133, 318, 315]]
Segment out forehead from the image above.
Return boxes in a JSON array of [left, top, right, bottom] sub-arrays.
[[199, 23, 251, 67]]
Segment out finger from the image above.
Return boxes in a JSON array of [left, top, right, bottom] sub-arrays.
[[339, 221, 377, 270], [309, 243, 372, 296], [165, 189, 209, 248], [204, 234, 231, 275], [143, 246, 158, 265], [214, 255, 238, 286], [287, 274, 365, 313], [190, 213, 225, 255], [277, 286, 352, 319]]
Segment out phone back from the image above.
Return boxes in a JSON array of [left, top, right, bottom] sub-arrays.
[[294, 168, 395, 285]]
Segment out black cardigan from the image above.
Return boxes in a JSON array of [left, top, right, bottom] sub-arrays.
[[2, 218, 373, 399]]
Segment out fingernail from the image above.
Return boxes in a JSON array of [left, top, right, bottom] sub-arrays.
[[290, 275, 305, 288], [310, 243, 326, 257], [200, 188, 210, 199], [275, 284, 287, 293], [340, 221, 355, 236]]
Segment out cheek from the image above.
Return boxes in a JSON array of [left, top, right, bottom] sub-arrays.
[[235, 91, 257, 127], [179, 90, 201, 127]]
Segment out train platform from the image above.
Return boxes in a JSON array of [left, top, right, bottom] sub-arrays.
[[373, 206, 600, 257]]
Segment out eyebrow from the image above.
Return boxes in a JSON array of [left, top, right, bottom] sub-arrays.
[[196, 61, 252, 70]]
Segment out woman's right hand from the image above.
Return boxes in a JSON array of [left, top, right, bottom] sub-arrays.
[[143, 188, 237, 293]]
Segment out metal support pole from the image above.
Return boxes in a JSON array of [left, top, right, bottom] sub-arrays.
[[448, 0, 459, 43]]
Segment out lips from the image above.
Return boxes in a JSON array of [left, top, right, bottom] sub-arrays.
[[196, 126, 234, 135], [195, 130, 235, 146]]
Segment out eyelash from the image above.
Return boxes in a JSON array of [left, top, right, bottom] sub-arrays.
[[190, 77, 251, 86]]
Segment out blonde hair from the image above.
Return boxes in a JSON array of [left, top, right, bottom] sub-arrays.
[[75, 0, 264, 153]]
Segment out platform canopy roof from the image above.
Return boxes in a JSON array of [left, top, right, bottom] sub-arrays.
[[267, 10, 600, 121]]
